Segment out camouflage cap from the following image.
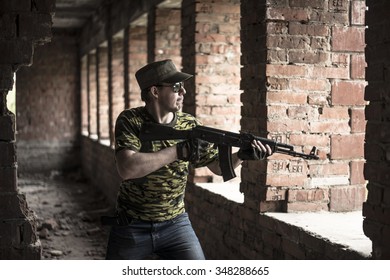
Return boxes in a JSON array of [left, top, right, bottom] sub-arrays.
[[135, 59, 193, 90]]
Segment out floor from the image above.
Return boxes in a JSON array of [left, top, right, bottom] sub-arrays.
[[18, 172, 113, 260]]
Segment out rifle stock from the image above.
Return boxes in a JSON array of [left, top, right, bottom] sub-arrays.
[[139, 122, 319, 181]]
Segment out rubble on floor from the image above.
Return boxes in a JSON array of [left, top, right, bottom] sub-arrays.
[[17, 172, 113, 260]]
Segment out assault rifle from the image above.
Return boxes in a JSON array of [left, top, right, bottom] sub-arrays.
[[139, 122, 319, 182]]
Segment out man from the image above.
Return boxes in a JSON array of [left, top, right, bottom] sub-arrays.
[[105, 59, 272, 260]]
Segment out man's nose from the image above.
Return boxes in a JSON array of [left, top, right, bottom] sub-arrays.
[[179, 87, 186, 95]]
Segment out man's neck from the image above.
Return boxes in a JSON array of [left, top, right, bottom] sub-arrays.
[[145, 104, 174, 124]]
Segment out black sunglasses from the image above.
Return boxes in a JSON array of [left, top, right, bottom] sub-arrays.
[[155, 82, 184, 93]]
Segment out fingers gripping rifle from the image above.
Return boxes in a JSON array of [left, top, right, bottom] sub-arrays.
[[139, 122, 319, 182]]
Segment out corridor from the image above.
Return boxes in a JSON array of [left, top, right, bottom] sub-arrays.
[[18, 172, 112, 259], [1, 0, 389, 260]]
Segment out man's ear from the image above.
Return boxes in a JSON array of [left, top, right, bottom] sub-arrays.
[[150, 86, 159, 99]]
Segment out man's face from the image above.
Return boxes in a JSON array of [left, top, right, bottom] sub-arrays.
[[156, 82, 186, 112]]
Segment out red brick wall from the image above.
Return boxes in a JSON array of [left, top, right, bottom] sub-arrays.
[[16, 33, 80, 174], [128, 25, 147, 108], [240, 0, 367, 213], [155, 8, 182, 67], [98, 46, 110, 141], [363, 0, 390, 259], [181, 0, 242, 182], [0, 0, 55, 259], [111, 37, 125, 130], [81, 55, 89, 135], [186, 183, 366, 259]]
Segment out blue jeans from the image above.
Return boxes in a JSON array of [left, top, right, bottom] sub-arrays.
[[105, 212, 205, 260]]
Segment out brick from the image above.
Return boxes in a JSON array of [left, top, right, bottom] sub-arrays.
[[310, 162, 349, 176], [265, 188, 286, 201], [307, 93, 328, 106], [289, 134, 328, 147], [267, 77, 289, 90], [350, 108, 366, 133], [267, 49, 288, 63], [351, 1, 366, 25], [264, 35, 291, 51], [312, 66, 349, 79], [267, 22, 288, 34], [319, 107, 349, 120], [288, 188, 329, 202], [289, 78, 329, 92], [287, 201, 329, 212], [332, 26, 365, 52], [268, 119, 309, 132], [332, 53, 349, 67], [267, 7, 310, 21], [329, 0, 348, 11], [331, 80, 366, 106], [290, 0, 325, 9], [268, 105, 288, 119], [310, 175, 349, 187], [267, 91, 307, 104], [330, 134, 365, 159], [311, 11, 349, 25], [266, 173, 308, 187], [266, 64, 306, 77], [288, 22, 329, 36], [351, 54, 366, 79], [289, 50, 329, 64], [310, 121, 350, 134], [329, 186, 367, 211], [287, 105, 311, 118]]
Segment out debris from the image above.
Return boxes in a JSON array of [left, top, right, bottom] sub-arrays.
[[18, 173, 112, 260]]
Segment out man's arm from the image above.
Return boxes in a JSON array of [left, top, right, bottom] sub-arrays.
[[116, 147, 178, 180]]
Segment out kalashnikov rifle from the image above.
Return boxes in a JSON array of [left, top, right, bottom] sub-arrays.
[[139, 122, 319, 182]]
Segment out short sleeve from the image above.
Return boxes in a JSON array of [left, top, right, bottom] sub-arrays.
[[114, 111, 142, 153]]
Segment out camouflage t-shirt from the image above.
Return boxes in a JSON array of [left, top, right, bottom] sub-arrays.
[[114, 106, 218, 222]]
